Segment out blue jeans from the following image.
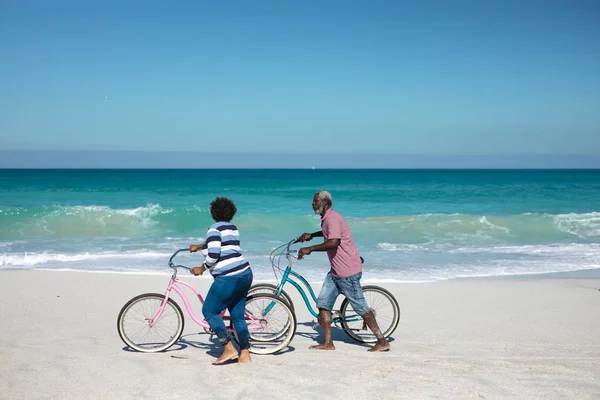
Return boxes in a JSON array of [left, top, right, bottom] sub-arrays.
[[316, 271, 371, 316], [202, 269, 253, 349]]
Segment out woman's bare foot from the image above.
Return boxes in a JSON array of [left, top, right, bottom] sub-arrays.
[[309, 343, 336, 350], [238, 349, 252, 363], [214, 341, 239, 365]]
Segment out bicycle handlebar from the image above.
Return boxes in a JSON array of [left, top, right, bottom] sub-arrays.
[[168, 248, 192, 270], [287, 239, 295, 253], [285, 237, 364, 263]]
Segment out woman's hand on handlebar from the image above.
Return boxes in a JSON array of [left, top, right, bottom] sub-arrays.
[[190, 264, 207, 276], [189, 244, 203, 253]]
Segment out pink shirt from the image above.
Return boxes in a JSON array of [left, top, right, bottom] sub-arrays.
[[321, 208, 362, 278]]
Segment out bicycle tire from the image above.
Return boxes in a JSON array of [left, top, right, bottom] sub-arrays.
[[117, 293, 185, 353], [340, 285, 400, 343], [247, 283, 295, 311], [231, 293, 296, 355]]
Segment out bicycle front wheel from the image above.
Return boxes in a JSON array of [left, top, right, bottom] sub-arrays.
[[340, 285, 400, 343], [235, 293, 296, 355], [117, 293, 185, 353]]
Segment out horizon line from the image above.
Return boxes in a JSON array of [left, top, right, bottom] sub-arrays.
[[2, 167, 600, 171], [2, 149, 600, 156], [2, 150, 599, 169]]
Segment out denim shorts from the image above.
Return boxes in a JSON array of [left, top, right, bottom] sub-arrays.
[[316, 271, 371, 316]]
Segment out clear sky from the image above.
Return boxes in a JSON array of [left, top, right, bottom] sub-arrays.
[[1, 1, 599, 167]]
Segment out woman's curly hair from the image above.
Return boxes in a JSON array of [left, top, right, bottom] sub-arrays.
[[210, 197, 237, 222]]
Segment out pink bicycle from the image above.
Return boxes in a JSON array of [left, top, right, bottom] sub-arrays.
[[117, 248, 296, 355]]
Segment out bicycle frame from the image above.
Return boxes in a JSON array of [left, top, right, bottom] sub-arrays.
[[270, 241, 362, 324], [150, 276, 214, 328], [277, 265, 321, 318], [149, 248, 264, 332]]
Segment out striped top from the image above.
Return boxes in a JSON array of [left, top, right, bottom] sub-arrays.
[[200, 221, 250, 278]]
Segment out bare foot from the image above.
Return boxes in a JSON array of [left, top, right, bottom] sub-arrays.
[[367, 341, 390, 352], [309, 343, 336, 350], [238, 349, 252, 364], [214, 342, 239, 365]]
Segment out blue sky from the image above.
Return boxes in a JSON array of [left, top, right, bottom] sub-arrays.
[[1, 1, 599, 167]]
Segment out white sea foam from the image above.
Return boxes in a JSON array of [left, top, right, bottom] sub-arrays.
[[0, 251, 171, 267], [3, 245, 600, 282], [2, 204, 178, 239], [49, 204, 171, 217], [44, 204, 171, 229], [360, 241, 600, 281], [3, 208, 600, 281], [553, 212, 600, 238], [377, 242, 444, 252], [448, 243, 600, 255], [478, 216, 511, 233]]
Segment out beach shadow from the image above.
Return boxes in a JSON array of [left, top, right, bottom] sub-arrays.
[[120, 342, 193, 353], [121, 330, 298, 356], [214, 333, 298, 357], [120, 331, 215, 354], [246, 343, 296, 356], [179, 332, 297, 358], [295, 322, 366, 346], [177, 333, 226, 358], [296, 322, 396, 348]]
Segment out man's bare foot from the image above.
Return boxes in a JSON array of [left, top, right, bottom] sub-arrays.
[[214, 341, 239, 365], [238, 349, 252, 363], [309, 343, 336, 350], [367, 341, 390, 352]]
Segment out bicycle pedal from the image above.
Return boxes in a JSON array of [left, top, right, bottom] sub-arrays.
[[311, 320, 320, 330]]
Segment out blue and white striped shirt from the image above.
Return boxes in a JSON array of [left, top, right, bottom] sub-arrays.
[[200, 222, 250, 278]]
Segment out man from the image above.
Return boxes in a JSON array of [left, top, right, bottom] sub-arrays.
[[296, 190, 390, 352]]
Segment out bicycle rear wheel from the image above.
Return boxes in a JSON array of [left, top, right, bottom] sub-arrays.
[[340, 285, 400, 343], [233, 293, 296, 355], [117, 293, 185, 352], [248, 283, 295, 311]]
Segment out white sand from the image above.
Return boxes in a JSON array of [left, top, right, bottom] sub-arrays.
[[0, 270, 599, 400]]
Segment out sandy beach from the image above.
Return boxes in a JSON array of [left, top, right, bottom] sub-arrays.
[[0, 270, 599, 400]]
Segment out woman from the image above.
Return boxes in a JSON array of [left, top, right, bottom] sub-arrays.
[[189, 197, 253, 365]]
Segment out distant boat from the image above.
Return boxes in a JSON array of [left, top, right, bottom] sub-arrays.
[[312, 166, 316, 170]]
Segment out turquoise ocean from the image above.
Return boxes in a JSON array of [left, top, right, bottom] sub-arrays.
[[1, 169, 599, 282]]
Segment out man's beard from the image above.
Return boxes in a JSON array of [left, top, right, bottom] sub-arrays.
[[314, 206, 323, 214]]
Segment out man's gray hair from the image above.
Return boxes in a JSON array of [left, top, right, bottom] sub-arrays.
[[316, 190, 332, 205]]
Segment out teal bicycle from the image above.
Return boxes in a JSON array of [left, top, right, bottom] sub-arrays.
[[249, 239, 400, 343]]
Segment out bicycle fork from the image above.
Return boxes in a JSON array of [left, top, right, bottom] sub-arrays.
[[148, 284, 176, 327], [148, 296, 171, 327]]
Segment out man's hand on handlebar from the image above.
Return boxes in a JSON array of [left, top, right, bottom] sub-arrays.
[[295, 233, 313, 243], [297, 247, 312, 260]]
